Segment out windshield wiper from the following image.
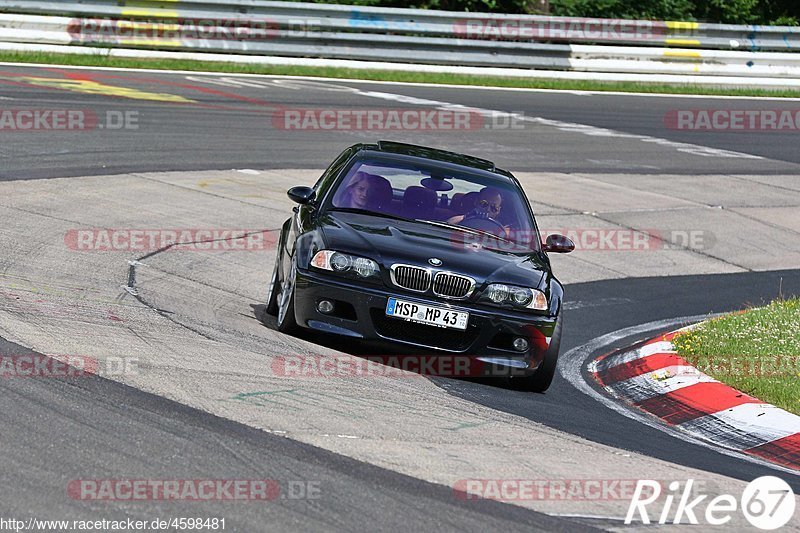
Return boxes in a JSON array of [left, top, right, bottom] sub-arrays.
[[415, 219, 515, 244]]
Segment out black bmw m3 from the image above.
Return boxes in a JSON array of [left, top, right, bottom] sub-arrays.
[[265, 141, 574, 392]]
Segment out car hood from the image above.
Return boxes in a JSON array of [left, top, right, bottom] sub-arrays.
[[317, 211, 547, 288]]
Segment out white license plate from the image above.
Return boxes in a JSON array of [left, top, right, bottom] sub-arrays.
[[385, 298, 469, 330]]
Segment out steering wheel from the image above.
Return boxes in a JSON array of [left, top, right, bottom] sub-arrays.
[[460, 215, 506, 236]]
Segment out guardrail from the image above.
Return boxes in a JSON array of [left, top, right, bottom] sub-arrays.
[[2, 0, 800, 51], [0, 1, 799, 85]]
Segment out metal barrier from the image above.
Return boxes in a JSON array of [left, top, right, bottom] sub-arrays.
[[2, 0, 800, 51], [0, 1, 799, 83]]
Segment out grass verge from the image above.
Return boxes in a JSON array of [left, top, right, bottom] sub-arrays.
[[673, 298, 800, 415], [2, 50, 800, 98]]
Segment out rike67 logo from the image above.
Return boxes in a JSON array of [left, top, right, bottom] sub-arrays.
[[627, 477, 795, 530]]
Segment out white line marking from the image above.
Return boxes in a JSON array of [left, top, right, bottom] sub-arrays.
[[0, 62, 777, 159], [679, 403, 800, 450], [559, 314, 800, 477], [3, 60, 800, 101], [636, 340, 678, 357], [353, 90, 763, 160], [595, 341, 677, 373], [606, 365, 717, 403]]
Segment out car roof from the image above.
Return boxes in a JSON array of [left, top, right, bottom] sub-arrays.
[[352, 141, 517, 183]]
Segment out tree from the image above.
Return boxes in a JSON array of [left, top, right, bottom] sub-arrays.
[[305, 0, 800, 24]]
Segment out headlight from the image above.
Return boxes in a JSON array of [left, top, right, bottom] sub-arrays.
[[311, 250, 380, 278], [352, 257, 379, 277], [482, 283, 548, 311]]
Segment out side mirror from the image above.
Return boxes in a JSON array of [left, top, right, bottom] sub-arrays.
[[543, 234, 575, 253], [287, 186, 315, 205]]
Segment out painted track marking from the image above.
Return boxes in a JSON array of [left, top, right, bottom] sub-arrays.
[[559, 315, 800, 477]]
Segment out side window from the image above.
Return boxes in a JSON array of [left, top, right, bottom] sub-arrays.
[[313, 147, 354, 201]]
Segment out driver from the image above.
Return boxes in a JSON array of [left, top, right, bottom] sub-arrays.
[[447, 187, 503, 227]]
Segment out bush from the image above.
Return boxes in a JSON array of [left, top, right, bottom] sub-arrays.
[[549, 0, 694, 20], [305, 0, 800, 24]]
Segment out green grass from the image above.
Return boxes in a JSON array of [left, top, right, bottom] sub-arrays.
[[673, 298, 800, 415], [3, 50, 800, 98]]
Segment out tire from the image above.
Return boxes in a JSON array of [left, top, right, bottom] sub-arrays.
[[276, 255, 299, 334], [517, 317, 562, 393], [265, 230, 285, 318], [265, 265, 280, 317]]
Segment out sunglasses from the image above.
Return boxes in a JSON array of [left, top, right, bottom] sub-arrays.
[[478, 199, 501, 213]]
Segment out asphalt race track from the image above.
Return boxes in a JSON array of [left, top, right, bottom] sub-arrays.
[[1, 63, 800, 531], [0, 335, 584, 532], [3, 65, 800, 180]]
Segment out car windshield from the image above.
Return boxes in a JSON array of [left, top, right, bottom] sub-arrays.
[[329, 158, 539, 251]]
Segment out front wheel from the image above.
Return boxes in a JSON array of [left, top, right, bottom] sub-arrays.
[[516, 317, 562, 393], [265, 266, 279, 317], [276, 255, 299, 334]]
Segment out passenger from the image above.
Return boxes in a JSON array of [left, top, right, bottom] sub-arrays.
[[341, 171, 372, 209]]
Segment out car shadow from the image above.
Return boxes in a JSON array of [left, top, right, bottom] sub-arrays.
[[249, 303, 525, 393]]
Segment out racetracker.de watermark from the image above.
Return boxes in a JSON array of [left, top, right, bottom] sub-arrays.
[[0, 109, 138, 131], [67, 479, 321, 501], [64, 229, 277, 252], [67, 17, 321, 41], [270, 354, 543, 378], [453, 479, 718, 501], [665, 109, 800, 131], [0, 354, 138, 377], [272, 108, 524, 131], [451, 229, 715, 252], [453, 18, 670, 42], [672, 355, 800, 378]]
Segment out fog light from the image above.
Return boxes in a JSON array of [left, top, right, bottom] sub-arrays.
[[317, 300, 334, 314], [512, 337, 529, 352]]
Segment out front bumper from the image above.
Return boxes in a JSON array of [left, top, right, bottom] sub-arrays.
[[293, 268, 557, 374]]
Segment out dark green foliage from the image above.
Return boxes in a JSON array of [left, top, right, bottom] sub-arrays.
[[548, 0, 695, 20], [301, 0, 800, 24]]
